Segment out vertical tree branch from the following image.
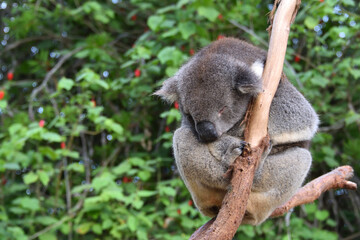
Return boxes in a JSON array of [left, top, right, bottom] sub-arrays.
[[190, 1, 301, 239]]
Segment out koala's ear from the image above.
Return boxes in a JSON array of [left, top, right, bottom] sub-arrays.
[[153, 77, 178, 103], [234, 60, 264, 95]]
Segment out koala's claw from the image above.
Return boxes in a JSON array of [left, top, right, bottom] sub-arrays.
[[222, 140, 249, 164], [236, 140, 248, 154]]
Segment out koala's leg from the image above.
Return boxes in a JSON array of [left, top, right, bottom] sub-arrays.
[[242, 147, 312, 225], [173, 127, 244, 217]]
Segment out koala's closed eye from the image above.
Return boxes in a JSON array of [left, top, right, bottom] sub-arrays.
[[218, 106, 227, 117]]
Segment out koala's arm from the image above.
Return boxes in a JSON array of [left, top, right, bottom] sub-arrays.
[[173, 126, 244, 216]]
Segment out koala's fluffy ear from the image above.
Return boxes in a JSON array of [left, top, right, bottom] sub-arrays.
[[234, 60, 264, 95], [153, 77, 178, 103]]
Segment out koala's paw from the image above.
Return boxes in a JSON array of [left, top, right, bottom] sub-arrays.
[[223, 140, 247, 164]]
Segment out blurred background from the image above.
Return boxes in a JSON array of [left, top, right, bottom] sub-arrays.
[[0, 0, 359, 239]]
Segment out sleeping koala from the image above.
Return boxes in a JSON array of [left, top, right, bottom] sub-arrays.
[[154, 37, 319, 225]]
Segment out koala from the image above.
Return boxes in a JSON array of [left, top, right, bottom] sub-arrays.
[[154, 37, 319, 225]]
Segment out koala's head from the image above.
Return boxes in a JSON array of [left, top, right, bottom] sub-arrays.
[[154, 38, 266, 143]]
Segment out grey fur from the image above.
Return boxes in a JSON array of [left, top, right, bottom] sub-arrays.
[[154, 37, 319, 225]]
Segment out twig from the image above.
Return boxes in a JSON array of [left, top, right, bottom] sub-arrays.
[[28, 215, 72, 240], [28, 47, 83, 120], [1, 36, 59, 54], [229, 20, 268, 47], [342, 232, 360, 240], [63, 157, 72, 212], [28, 190, 87, 240], [270, 166, 357, 217], [80, 132, 91, 184]]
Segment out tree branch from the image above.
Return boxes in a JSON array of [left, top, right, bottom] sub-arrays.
[[270, 166, 357, 217]]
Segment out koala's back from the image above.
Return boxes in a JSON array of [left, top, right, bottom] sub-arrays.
[[268, 77, 319, 145]]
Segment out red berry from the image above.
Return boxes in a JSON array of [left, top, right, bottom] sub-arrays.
[[218, 14, 223, 20], [319, 0, 324, 2], [294, 55, 301, 62], [177, 209, 181, 215], [217, 35, 225, 40], [0, 91, 4, 100], [61, 142, 66, 149], [165, 126, 170, 132], [134, 69, 141, 77], [131, 15, 137, 21], [7, 72, 13, 81], [188, 200, 193, 206], [174, 101, 179, 109], [91, 99, 96, 107], [39, 120, 45, 128], [189, 49, 195, 56], [1, 177, 6, 185], [122, 176, 132, 183]]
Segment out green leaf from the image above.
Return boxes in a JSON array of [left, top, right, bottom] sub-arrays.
[[310, 75, 329, 87], [12, 197, 40, 211], [104, 119, 123, 135], [138, 170, 151, 181], [92, 172, 115, 191], [342, 0, 355, 6], [94, 79, 109, 89], [157, 47, 184, 66], [112, 161, 132, 176], [58, 77, 75, 91], [147, 15, 164, 31], [7, 227, 27, 240], [38, 171, 50, 186], [76, 222, 93, 235], [324, 157, 339, 167], [239, 225, 255, 237], [23, 172, 38, 184], [67, 163, 85, 173], [39, 146, 59, 161], [36, 216, 58, 226], [41, 132, 63, 142], [127, 216, 138, 232], [102, 219, 113, 229], [92, 223, 103, 235], [179, 22, 196, 40], [129, 157, 145, 166], [4, 162, 20, 170], [304, 17, 318, 29], [160, 186, 176, 197], [350, 69, 360, 79], [197, 7, 219, 22], [59, 149, 80, 159], [161, 28, 179, 38], [138, 190, 157, 197], [39, 232, 57, 240], [345, 112, 360, 126], [304, 203, 317, 214]]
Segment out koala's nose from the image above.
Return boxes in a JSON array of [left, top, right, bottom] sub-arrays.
[[196, 121, 219, 143]]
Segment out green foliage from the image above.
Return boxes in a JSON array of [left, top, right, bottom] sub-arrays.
[[0, 0, 359, 239]]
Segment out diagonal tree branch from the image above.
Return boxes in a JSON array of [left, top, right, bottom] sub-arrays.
[[271, 166, 357, 217]]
